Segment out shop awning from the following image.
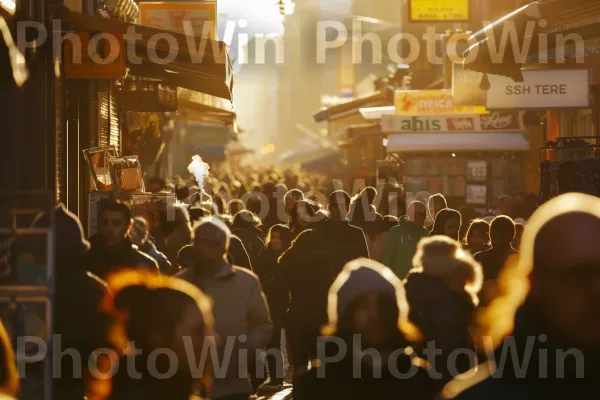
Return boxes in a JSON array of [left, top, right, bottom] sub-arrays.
[[58, 7, 233, 100], [463, 0, 600, 81], [386, 133, 531, 153], [313, 90, 393, 122]]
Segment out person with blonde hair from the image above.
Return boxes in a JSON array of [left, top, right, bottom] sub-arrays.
[[442, 193, 600, 400], [405, 236, 483, 382]]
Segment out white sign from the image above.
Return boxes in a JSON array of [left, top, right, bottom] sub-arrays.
[[467, 160, 487, 181], [466, 184, 487, 205], [486, 69, 590, 110], [381, 112, 523, 133]]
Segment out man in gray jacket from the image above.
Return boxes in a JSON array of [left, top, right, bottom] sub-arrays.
[[177, 217, 272, 400]]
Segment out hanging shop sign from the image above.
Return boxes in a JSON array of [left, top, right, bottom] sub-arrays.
[[118, 80, 178, 112], [64, 32, 126, 79], [408, 0, 470, 22], [395, 90, 486, 116], [381, 111, 522, 133], [140, 2, 217, 40], [485, 69, 591, 110]]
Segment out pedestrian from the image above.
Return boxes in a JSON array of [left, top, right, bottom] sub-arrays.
[[405, 236, 483, 382], [463, 219, 490, 255], [294, 258, 436, 400], [130, 217, 174, 274], [489, 195, 513, 217], [369, 215, 398, 262], [284, 189, 305, 224], [288, 199, 317, 238], [96, 270, 214, 400], [229, 199, 245, 216], [382, 201, 429, 279], [0, 320, 18, 400], [87, 200, 159, 280], [231, 210, 265, 269], [512, 222, 525, 250], [177, 218, 272, 400], [442, 193, 600, 399], [427, 193, 448, 223], [429, 208, 462, 241], [254, 224, 294, 392], [150, 203, 193, 271], [474, 216, 518, 282], [32, 204, 110, 400]]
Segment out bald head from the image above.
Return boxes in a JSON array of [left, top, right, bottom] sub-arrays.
[[408, 201, 427, 227]]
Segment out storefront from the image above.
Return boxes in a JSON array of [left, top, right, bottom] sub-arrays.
[[383, 112, 529, 210]]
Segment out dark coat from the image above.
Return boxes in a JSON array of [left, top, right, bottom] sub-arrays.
[[405, 273, 476, 381], [255, 247, 286, 324], [443, 302, 600, 400], [474, 246, 519, 281], [229, 234, 252, 270], [87, 234, 160, 280], [138, 240, 174, 275], [295, 340, 438, 400], [232, 227, 264, 270]]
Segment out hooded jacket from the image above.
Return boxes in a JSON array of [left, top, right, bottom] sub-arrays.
[[177, 261, 272, 399], [87, 234, 159, 280], [295, 259, 437, 400], [382, 219, 429, 279]]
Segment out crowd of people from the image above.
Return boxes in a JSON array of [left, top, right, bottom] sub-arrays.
[[1, 166, 599, 400]]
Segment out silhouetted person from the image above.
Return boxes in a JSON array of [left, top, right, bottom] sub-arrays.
[[464, 219, 490, 254], [87, 200, 159, 280], [443, 193, 600, 400], [382, 201, 428, 279], [428, 193, 448, 222], [430, 208, 462, 241], [474, 216, 518, 282], [130, 216, 173, 274]]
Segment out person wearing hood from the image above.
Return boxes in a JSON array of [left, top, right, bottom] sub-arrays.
[[87, 200, 159, 280], [382, 201, 429, 279], [177, 217, 272, 400], [231, 210, 265, 269], [404, 236, 483, 383], [130, 217, 174, 274], [32, 204, 110, 399], [442, 193, 600, 400], [294, 258, 437, 400], [429, 208, 462, 241]]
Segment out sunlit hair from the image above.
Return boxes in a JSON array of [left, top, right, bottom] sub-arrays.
[[264, 224, 293, 250], [97, 270, 214, 397], [322, 258, 420, 342], [463, 218, 490, 246], [411, 235, 483, 306], [192, 216, 232, 250], [0, 320, 18, 397], [473, 193, 600, 350]]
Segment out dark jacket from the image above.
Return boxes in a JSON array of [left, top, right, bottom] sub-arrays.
[[87, 234, 160, 280], [382, 219, 429, 279], [138, 240, 174, 275], [405, 273, 476, 381], [232, 227, 264, 270], [442, 302, 600, 400], [474, 246, 519, 281], [255, 247, 286, 324], [295, 259, 438, 400], [229, 234, 252, 270]]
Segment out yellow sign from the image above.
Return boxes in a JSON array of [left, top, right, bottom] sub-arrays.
[[140, 2, 217, 40], [395, 90, 487, 116], [409, 0, 470, 22], [64, 32, 126, 79]]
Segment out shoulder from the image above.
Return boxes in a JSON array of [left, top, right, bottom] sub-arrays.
[[232, 266, 261, 283], [135, 248, 159, 269], [440, 362, 525, 400]]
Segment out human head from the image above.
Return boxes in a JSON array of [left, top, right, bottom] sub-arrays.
[[290, 200, 317, 233], [324, 259, 415, 350], [496, 195, 513, 216], [130, 217, 149, 247], [102, 271, 213, 389], [490, 215, 516, 248], [465, 219, 490, 253], [284, 189, 305, 216], [430, 208, 462, 241], [147, 177, 166, 193], [328, 190, 351, 221], [232, 210, 262, 232], [32, 203, 90, 260], [512, 223, 525, 250], [361, 187, 378, 206], [478, 193, 600, 351], [228, 199, 245, 216], [407, 201, 427, 227], [246, 195, 263, 216], [175, 184, 190, 202], [192, 217, 231, 270], [98, 200, 132, 250], [412, 236, 483, 305], [428, 194, 447, 220], [265, 224, 293, 252], [0, 320, 18, 397]]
